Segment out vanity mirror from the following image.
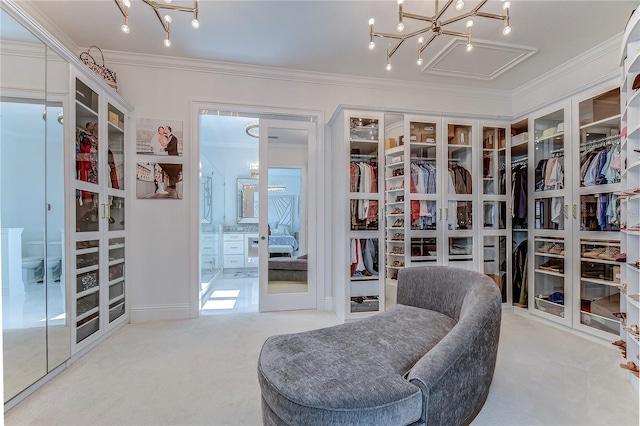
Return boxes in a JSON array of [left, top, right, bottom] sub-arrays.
[[237, 177, 259, 223]]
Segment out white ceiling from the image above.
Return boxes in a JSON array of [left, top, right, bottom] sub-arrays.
[[20, 0, 639, 91]]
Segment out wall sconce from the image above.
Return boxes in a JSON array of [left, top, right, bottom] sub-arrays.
[[249, 163, 259, 178]]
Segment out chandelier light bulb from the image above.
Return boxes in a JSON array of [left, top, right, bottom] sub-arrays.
[[397, 22, 404, 32], [418, 36, 424, 44], [123, 0, 131, 7], [397, 0, 403, 4], [192, 19, 200, 29], [164, 38, 172, 47], [503, 25, 511, 35], [369, 41, 376, 50], [456, 0, 465, 11], [503, 1, 511, 9], [417, 57, 423, 66], [466, 19, 474, 28], [164, 0, 172, 3], [369, 18, 375, 26], [121, 24, 130, 34], [164, 14, 172, 23], [386, 63, 392, 71], [466, 43, 473, 52]]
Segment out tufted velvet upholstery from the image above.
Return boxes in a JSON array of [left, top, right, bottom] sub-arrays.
[[258, 266, 502, 425]]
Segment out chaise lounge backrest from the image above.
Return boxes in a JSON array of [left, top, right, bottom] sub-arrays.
[[397, 266, 502, 425]]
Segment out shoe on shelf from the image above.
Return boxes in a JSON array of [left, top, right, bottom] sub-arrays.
[[628, 224, 640, 232], [537, 242, 554, 253], [548, 244, 565, 255], [583, 247, 606, 258], [598, 246, 620, 261]]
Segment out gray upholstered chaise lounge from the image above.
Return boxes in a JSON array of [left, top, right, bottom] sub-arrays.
[[257, 266, 502, 426]]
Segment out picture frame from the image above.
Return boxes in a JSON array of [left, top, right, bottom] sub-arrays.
[[136, 118, 183, 156], [136, 162, 183, 199]]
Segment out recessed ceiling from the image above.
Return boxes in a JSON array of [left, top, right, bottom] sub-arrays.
[[422, 39, 538, 80], [14, 1, 640, 91]]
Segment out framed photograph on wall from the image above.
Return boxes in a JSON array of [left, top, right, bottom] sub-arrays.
[[136, 118, 183, 156], [136, 162, 183, 199]]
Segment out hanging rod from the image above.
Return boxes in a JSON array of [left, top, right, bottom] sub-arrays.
[[580, 134, 621, 149], [350, 154, 378, 160], [511, 157, 528, 166]]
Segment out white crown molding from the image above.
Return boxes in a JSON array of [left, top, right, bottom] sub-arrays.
[[96, 48, 513, 104], [512, 33, 623, 100], [10, 0, 81, 56]]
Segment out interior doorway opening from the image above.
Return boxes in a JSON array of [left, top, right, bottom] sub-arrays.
[[198, 111, 314, 315]]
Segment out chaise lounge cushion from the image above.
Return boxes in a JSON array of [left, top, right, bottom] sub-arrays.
[[258, 304, 456, 425]]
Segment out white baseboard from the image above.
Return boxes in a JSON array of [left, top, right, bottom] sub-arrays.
[[129, 304, 192, 322]]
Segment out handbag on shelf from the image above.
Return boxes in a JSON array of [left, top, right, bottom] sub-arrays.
[[79, 45, 118, 92]]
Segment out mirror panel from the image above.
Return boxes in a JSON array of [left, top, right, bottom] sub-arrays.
[[45, 45, 70, 372], [237, 178, 259, 223], [1, 8, 48, 402]]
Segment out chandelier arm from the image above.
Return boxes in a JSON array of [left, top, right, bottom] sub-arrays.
[[439, 29, 468, 38], [402, 12, 436, 23], [142, 0, 197, 14], [474, 11, 507, 21], [388, 39, 406, 58], [372, 31, 408, 41], [472, 0, 489, 14], [439, 11, 476, 27], [403, 26, 436, 40], [147, 4, 170, 33], [434, 0, 455, 22], [114, 0, 127, 18], [419, 33, 439, 53]]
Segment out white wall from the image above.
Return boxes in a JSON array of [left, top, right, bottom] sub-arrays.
[[100, 42, 622, 321]]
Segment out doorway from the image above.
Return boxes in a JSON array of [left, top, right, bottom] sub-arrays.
[[197, 110, 318, 314]]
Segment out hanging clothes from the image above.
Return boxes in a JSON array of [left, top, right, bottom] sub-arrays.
[[510, 164, 527, 228]]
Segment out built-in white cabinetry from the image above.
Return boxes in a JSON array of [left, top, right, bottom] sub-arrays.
[[619, 8, 640, 390], [526, 83, 623, 339], [529, 100, 573, 326], [511, 118, 529, 309], [71, 72, 132, 352], [223, 233, 259, 269], [201, 231, 220, 271], [330, 110, 385, 321]]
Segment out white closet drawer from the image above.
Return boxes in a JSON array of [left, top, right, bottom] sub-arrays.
[[224, 255, 245, 269], [224, 242, 243, 254], [224, 233, 243, 242]]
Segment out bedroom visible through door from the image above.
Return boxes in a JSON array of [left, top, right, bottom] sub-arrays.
[[198, 110, 316, 314]]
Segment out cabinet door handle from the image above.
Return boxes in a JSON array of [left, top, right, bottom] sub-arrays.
[[101, 203, 107, 219], [445, 208, 449, 221], [564, 205, 568, 219], [439, 208, 442, 221], [572, 204, 577, 219]]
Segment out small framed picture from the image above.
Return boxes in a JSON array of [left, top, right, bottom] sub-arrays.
[[136, 118, 183, 156], [136, 162, 183, 199]]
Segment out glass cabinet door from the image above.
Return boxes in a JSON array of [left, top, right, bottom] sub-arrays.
[[532, 104, 570, 323], [481, 123, 509, 303], [107, 103, 125, 190], [407, 117, 439, 269], [444, 120, 474, 270], [348, 115, 381, 313], [75, 79, 99, 186], [574, 87, 622, 338]]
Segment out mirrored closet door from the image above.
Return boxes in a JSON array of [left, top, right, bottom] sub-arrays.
[[1, 7, 70, 403]]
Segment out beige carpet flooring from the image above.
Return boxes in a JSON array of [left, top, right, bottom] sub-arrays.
[[4, 311, 640, 425]]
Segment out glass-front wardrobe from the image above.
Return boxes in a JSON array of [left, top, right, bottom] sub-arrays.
[[1, 7, 71, 405]]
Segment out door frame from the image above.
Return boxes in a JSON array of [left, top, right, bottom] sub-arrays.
[[190, 102, 325, 317]]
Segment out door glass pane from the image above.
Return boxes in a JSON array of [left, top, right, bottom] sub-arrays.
[[108, 196, 125, 232], [534, 109, 564, 192], [448, 124, 473, 194], [534, 237, 565, 318], [449, 236, 473, 270], [107, 104, 124, 190], [534, 197, 565, 230], [76, 191, 100, 232], [484, 236, 507, 303], [447, 201, 473, 230], [350, 238, 380, 313], [580, 193, 620, 231], [75, 79, 99, 185], [482, 126, 507, 195], [350, 117, 379, 193], [483, 201, 507, 229]]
